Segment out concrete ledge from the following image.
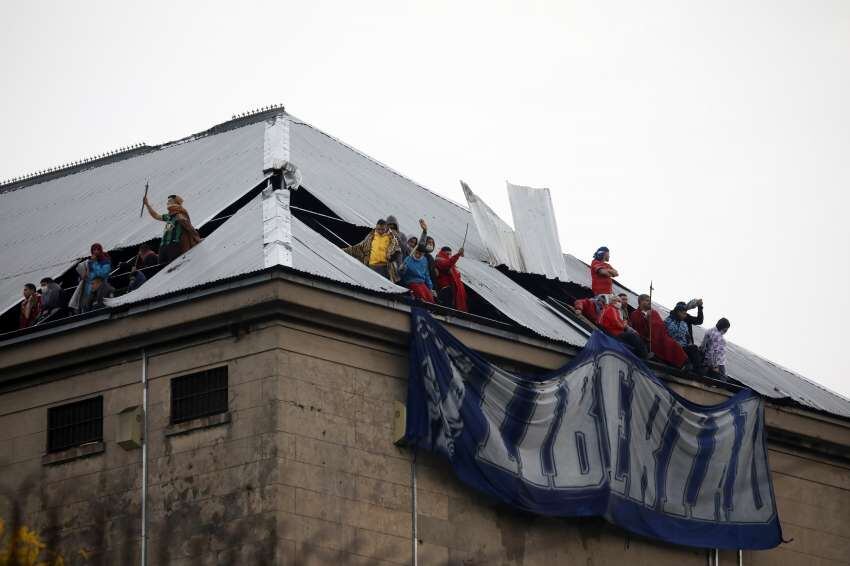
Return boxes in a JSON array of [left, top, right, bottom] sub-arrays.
[[42, 440, 105, 466], [164, 411, 231, 437]]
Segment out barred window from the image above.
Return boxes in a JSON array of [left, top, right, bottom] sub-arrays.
[[170, 366, 229, 424], [47, 396, 103, 453]]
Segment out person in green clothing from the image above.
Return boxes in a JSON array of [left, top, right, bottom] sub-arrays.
[[142, 194, 202, 265]]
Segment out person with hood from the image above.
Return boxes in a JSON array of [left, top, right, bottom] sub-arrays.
[[343, 219, 402, 282], [590, 246, 619, 298], [700, 318, 731, 379], [143, 194, 202, 265], [19, 283, 41, 329], [435, 246, 468, 311], [386, 215, 409, 257], [629, 294, 688, 368], [35, 277, 63, 322], [85, 276, 115, 311], [400, 244, 436, 303], [665, 299, 705, 372], [599, 295, 648, 359], [79, 243, 112, 313]]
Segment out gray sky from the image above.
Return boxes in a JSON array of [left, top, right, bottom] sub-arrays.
[[2, 1, 848, 398]]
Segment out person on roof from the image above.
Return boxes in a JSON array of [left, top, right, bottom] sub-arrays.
[[665, 299, 705, 372], [386, 215, 409, 257], [85, 276, 115, 311], [629, 294, 688, 368], [435, 245, 468, 311], [590, 246, 619, 298], [617, 292, 630, 320], [129, 243, 159, 292], [79, 243, 112, 313], [400, 244, 436, 303], [343, 218, 402, 282], [599, 295, 648, 359], [700, 318, 731, 380], [143, 194, 202, 265], [36, 277, 63, 323], [19, 283, 42, 329]]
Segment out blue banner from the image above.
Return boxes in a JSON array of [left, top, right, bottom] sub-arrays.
[[404, 308, 781, 549]]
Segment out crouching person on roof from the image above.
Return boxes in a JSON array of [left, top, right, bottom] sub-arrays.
[[629, 294, 688, 368], [435, 246, 468, 311], [143, 194, 202, 265], [665, 299, 705, 373], [599, 295, 648, 359], [35, 277, 63, 323], [85, 276, 114, 311], [400, 245, 436, 303], [343, 218, 402, 282]]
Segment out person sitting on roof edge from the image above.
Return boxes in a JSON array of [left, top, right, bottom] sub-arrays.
[[590, 246, 619, 299], [617, 292, 630, 321], [35, 277, 62, 323], [79, 243, 112, 313], [19, 283, 41, 329], [343, 218, 402, 282], [400, 244, 436, 304], [700, 317, 731, 380], [435, 245, 468, 312], [665, 299, 705, 373], [629, 294, 688, 368], [143, 194, 202, 265], [85, 276, 115, 311], [129, 243, 159, 292], [599, 295, 648, 359]]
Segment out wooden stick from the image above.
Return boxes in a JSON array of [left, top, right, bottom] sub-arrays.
[[139, 178, 149, 218], [648, 280, 654, 347], [461, 223, 469, 248]]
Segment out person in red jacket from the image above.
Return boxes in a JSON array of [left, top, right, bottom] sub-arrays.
[[599, 296, 648, 359], [590, 246, 619, 297], [435, 246, 468, 312], [629, 294, 688, 368]]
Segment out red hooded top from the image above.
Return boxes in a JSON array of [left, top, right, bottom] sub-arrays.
[[435, 250, 468, 312]]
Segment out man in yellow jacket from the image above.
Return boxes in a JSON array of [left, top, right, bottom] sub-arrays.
[[343, 219, 402, 282]]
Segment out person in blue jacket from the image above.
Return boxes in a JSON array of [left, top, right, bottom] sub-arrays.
[[400, 245, 436, 303], [80, 243, 112, 312]]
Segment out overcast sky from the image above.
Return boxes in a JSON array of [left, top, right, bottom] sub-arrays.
[[1, 1, 848, 398]]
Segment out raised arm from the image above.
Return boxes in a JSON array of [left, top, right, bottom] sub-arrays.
[[143, 195, 163, 221]]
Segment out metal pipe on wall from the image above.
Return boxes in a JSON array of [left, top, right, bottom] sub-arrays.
[[738, 550, 743, 566], [411, 449, 418, 566], [141, 349, 149, 566]]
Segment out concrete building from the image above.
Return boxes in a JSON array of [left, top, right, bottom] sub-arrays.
[[1, 108, 848, 565]]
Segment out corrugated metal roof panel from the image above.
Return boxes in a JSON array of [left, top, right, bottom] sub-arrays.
[[108, 192, 406, 307], [0, 122, 268, 311], [508, 182, 569, 280]]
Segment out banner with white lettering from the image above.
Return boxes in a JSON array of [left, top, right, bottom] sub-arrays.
[[404, 308, 781, 549]]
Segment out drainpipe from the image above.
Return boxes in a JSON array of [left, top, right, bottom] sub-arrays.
[[141, 349, 149, 566], [411, 449, 418, 566], [738, 550, 743, 566]]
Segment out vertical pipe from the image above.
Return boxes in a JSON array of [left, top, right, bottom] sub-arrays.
[[141, 349, 149, 566], [737, 549, 743, 566], [411, 449, 418, 566], [714, 548, 720, 566]]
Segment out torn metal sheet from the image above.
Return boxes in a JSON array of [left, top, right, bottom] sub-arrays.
[[262, 186, 293, 267], [109, 193, 406, 307], [0, 121, 267, 314], [507, 182, 569, 280], [461, 181, 525, 271]]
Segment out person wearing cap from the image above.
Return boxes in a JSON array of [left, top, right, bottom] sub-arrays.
[[143, 193, 202, 265], [665, 299, 705, 372], [629, 294, 688, 368], [700, 318, 731, 379], [599, 295, 648, 359], [435, 245, 467, 311], [343, 218, 402, 282], [590, 246, 619, 298], [400, 244, 436, 303]]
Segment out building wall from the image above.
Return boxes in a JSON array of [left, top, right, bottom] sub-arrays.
[[1, 303, 849, 565]]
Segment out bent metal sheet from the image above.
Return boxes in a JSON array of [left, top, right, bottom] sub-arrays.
[[404, 308, 781, 550]]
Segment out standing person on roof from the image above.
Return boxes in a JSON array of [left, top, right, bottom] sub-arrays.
[[343, 219, 402, 282], [143, 194, 202, 265], [590, 246, 619, 298], [19, 283, 41, 329], [700, 318, 731, 380], [386, 215, 409, 257], [665, 299, 705, 372], [400, 244, 436, 303], [435, 245, 468, 311], [599, 295, 648, 359], [629, 294, 688, 368], [79, 243, 112, 313]]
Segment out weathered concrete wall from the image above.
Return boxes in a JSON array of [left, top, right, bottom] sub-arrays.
[[1, 313, 849, 565]]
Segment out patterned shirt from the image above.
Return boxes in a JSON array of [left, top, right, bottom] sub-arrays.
[[665, 317, 690, 346], [700, 327, 727, 367]]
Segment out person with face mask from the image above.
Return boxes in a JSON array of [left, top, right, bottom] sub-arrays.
[[143, 193, 202, 265], [37, 277, 63, 321], [700, 318, 731, 379]]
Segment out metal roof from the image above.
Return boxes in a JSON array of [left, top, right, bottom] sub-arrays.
[[0, 121, 268, 312], [108, 193, 406, 306]]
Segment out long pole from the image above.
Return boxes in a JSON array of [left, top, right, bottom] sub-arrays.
[[461, 223, 469, 249], [139, 179, 149, 218], [140, 349, 149, 566], [648, 281, 654, 349], [411, 449, 418, 566]]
